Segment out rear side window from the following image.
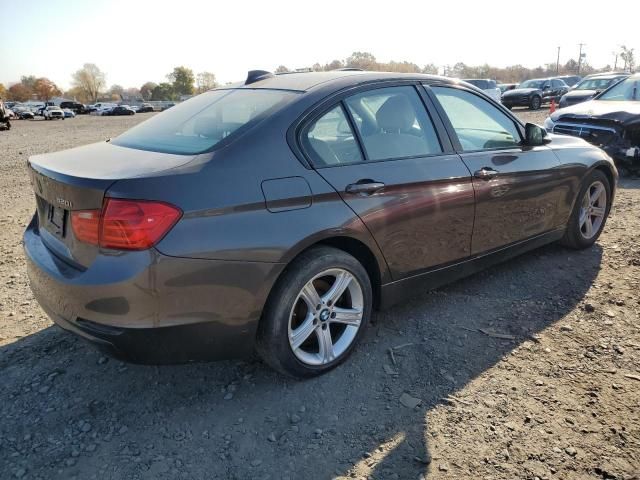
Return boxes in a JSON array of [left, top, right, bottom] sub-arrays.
[[112, 89, 297, 154], [432, 86, 521, 151], [303, 105, 364, 166], [344, 86, 442, 161]]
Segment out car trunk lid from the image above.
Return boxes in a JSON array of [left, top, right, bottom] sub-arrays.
[[28, 141, 197, 268]]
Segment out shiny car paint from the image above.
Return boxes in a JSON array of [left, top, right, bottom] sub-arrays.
[[24, 71, 617, 363]]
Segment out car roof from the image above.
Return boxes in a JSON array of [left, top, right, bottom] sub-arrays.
[[223, 70, 457, 92], [584, 72, 629, 79]]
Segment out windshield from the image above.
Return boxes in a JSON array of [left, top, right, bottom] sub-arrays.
[[576, 77, 624, 91], [519, 80, 544, 89], [112, 89, 297, 154], [597, 77, 640, 101]]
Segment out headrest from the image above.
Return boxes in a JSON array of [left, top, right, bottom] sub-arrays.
[[376, 95, 416, 132], [193, 117, 220, 138]]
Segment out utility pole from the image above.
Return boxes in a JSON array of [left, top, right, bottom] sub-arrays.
[[556, 46, 561, 74], [614, 53, 618, 71], [577, 43, 585, 75]]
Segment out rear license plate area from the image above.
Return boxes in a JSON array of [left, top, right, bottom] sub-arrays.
[[46, 203, 66, 237]]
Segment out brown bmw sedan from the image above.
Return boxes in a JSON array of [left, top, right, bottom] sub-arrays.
[[24, 70, 616, 377]]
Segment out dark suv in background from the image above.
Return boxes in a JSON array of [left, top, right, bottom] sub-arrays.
[[501, 77, 570, 110], [59, 101, 87, 114]]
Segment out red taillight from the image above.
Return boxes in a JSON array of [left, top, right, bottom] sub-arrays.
[[70, 199, 181, 251], [71, 210, 100, 245]]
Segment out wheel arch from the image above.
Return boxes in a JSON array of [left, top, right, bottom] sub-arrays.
[[266, 234, 388, 313]]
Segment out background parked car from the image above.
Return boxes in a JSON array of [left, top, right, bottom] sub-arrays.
[[13, 107, 35, 120], [545, 73, 640, 175], [136, 104, 155, 113], [462, 79, 502, 102], [559, 72, 630, 108], [501, 77, 569, 110], [62, 108, 76, 118], [59, 101, 86, 114], [43, 105, 65, 120], [498, 83, 517, 94], [557, 75, 582, 87], [104, 105, 135, 116]]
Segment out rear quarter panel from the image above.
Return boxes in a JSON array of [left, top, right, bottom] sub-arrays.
[[105, 106, 392, 284]]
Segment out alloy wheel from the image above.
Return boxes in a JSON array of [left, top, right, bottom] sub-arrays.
[[288, 268, 364, 366], [579, 180, 607, 240]]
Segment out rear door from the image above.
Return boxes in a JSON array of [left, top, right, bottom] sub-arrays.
[[301, 84, 474, 280], [426, 84, 565, 255]]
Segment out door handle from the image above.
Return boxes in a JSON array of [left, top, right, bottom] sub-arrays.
[[345, 180, 385, 195], [473, 167, 499, 180]]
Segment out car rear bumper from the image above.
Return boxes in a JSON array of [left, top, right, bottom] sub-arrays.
[[24, 216, 285, 363], [501, 97, 530, 107]]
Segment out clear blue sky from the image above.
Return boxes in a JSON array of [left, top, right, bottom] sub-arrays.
[[1, 0, 638, 90]]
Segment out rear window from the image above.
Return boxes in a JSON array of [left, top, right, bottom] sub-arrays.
[[112, 89, 297, 155], [464, 79, 489, 89]]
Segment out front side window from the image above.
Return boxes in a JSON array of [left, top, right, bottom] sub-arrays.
[[303, 105, 363, 166], [343, 86, 442, 161], [112, 89, 297, 154], [432, 86, 521, 151]]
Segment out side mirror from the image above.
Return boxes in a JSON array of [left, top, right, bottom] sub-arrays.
[[543, 85, 551, 90], [525, 123, 547, 146]]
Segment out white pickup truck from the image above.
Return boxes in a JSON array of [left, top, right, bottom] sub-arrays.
[[43, 105, 65, 120]]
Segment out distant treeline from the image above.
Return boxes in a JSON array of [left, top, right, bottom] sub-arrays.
[[2, 48, 636, 103]]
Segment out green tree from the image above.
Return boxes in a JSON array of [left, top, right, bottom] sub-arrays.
[[324, 59, 344, 71], [64, 86, 90, 103], [0, 83, 6, 99], [422, 63, 439, 75], [8, 83, 32, 101], [71, 63, 106, 103], [167, 66, 194, 96], [620, 45, 636, 72], [151, 82, 175, 101], [109, 84, 124, 97], [20, 75, 37, 90], [345, 52, 377, 70], [196, 72, 218, 93], [140, 82, 157, 101], [33, 78, 61, 101]]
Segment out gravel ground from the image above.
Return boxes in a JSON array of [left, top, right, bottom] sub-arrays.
[[0, 113, 638, 480]]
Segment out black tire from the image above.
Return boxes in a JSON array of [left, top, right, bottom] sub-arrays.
[[560, 170, 611, 249], [256, 246, 372, 378], [529, 96, 542, 110]]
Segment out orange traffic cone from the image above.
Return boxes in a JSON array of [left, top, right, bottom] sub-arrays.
[[550, 99, 556, 113]]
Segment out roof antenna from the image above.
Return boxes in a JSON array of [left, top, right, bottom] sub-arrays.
[[245, 70, 274, 85]]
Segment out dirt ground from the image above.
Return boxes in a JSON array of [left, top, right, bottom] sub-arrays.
[[0, 111, 638, 480]]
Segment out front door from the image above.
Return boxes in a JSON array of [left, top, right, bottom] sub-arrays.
[[428, 85, 565, 255], [301, 85, 474, 280]]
